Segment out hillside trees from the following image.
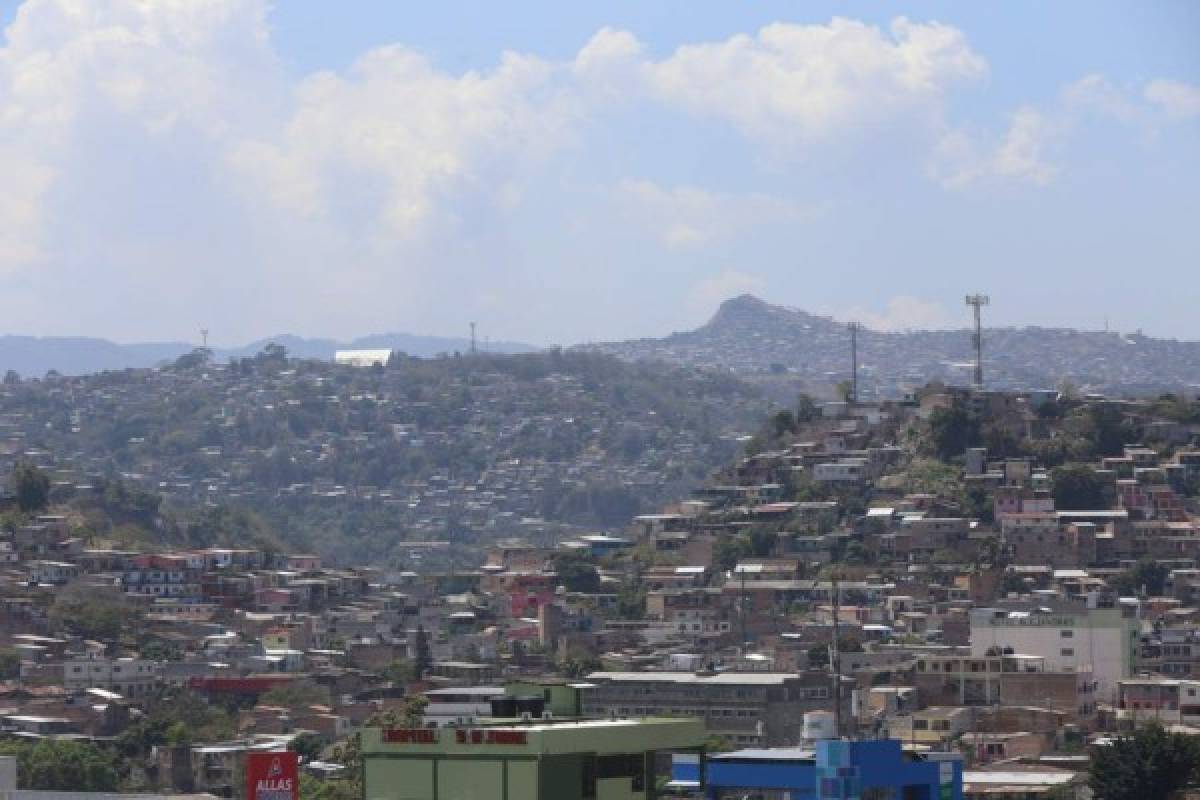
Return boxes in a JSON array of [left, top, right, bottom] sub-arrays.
[[1088, 723, 1200, 800], [1051, 464, 1107, 510], [11, 462, 50, 512]]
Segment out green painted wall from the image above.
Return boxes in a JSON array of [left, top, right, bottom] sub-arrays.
[[438, 759, 502, 800], [364, 758, 433, 800]]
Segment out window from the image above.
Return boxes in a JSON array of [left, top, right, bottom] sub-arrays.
[[1060, 630, 1074, 638], [1061, 648, 1075, 657]]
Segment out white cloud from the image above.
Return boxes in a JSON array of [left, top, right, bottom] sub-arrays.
[[579, 17, 987, 148], [843, 295, 956, 332], [617, 179, 809, 249], [1062, 74, 1141, 123], [1144, 79, 1200, 120], [0, 1, 1188, 343], [932, 107, 1059, 188], [687, 270, 766, 316]]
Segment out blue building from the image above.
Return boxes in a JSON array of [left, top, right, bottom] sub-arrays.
[[669, 739, 963, 800]]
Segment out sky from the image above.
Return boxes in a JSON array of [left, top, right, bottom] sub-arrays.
[[0, 1, 1196, 347]]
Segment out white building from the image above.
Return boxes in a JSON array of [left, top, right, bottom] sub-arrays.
[[969, 606, 1138, 703], [62, 656, 160, 698], [334, 349, 393, 367]]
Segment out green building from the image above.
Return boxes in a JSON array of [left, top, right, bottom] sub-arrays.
[[362, 716, 705, 800]]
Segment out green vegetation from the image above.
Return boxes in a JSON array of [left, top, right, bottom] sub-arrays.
[[48, 584, 136, 641], [0, 649, 21, 680], [11, 462, 50, 512], [552, 552, 602, 593], [1088, 723, 1200, 800], [116, 688, 238, 759], [1108, 557, 1170, 597], [0, 348, 765, 564], [0, 740, 118, 791], [1051, 464, 1107, 510], [259, 681, 332, 708]]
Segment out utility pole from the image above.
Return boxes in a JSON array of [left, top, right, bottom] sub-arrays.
[[847, 323, 860, 405], [831, 573, 843, 738], [964, 294, 989, 389], [469, 322, 477, 355], [739, 566, 748, 651]]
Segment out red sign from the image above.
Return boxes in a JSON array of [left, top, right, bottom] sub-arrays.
[[246, 752, 298, 800], [383, 728, 439, 744], [455, 729, 528, 745]]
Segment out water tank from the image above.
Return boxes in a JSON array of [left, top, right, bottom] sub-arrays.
[[802, 710, 837, 741], [490, 696, 518, 718]]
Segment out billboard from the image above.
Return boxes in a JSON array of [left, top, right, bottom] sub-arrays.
[[246, 752, 299, 800]]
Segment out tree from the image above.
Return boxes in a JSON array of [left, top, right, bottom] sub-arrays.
[[1108, 558, 1170, 597], [413, 625, 432, 679], [552, 552, 601, 593], [381, 659, 416, 685], [0, 649, 20, 680], [771, 410, 796, 439], [1088, 723, 1200, 800], [1051, 464, 1106, 510], [795, 394, 819, 424], [48, 583, 136, 641], [713, 533, 750, 572], [292, 732, 324, 762], [0, 740, 119, 791], [616, 581, 646, 620], [11, 462, 50, 512], [928, 402, 980, 461]]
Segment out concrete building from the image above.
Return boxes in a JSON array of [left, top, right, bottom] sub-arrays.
[[361, 717, 704, 800], [914, 653, 1097, 722], [1116, 677, 1200, 727], [62, 656, 160, 698], [582, 671, 848, 747], [669, 739, 963, 800], [969, 605, 1138, 703]]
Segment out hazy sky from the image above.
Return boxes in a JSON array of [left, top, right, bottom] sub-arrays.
[[0, 1, 1196, 346]]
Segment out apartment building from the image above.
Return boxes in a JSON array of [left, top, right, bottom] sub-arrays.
[[582, 671, 848, 747], [62, 656, 160, 698]]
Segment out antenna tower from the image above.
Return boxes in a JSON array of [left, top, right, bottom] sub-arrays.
[[200, 328, 209, 350], [469, 322, 477, 355], [964, 294, 989, 388], [847, 322, 860, 405]]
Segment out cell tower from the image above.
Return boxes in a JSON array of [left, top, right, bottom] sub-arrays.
[[200, 328, 209, 349], [847, 322, 860, 405], [964, 294, 989, 388], [469, 322, 477, 355]]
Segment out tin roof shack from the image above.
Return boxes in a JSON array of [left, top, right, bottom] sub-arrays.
[[361, 717, 704, 800]]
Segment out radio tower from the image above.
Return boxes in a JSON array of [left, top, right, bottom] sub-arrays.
[[469, 322, 477, 355], [847, 322, 860, 405], [964, 294, 989, 388]]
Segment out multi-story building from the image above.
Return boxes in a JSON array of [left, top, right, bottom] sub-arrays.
[[62, 656, 161, 698], [913, 652, 1097, 723], [582, 671, 848, 747], [969, 604, 1139, 703], [1117, 678, 1200, 727]]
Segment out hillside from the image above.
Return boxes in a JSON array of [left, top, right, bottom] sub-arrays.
[[586, 295, 1200, 398], [0, 348, 767, 565], [0, 331, 535, 377]]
